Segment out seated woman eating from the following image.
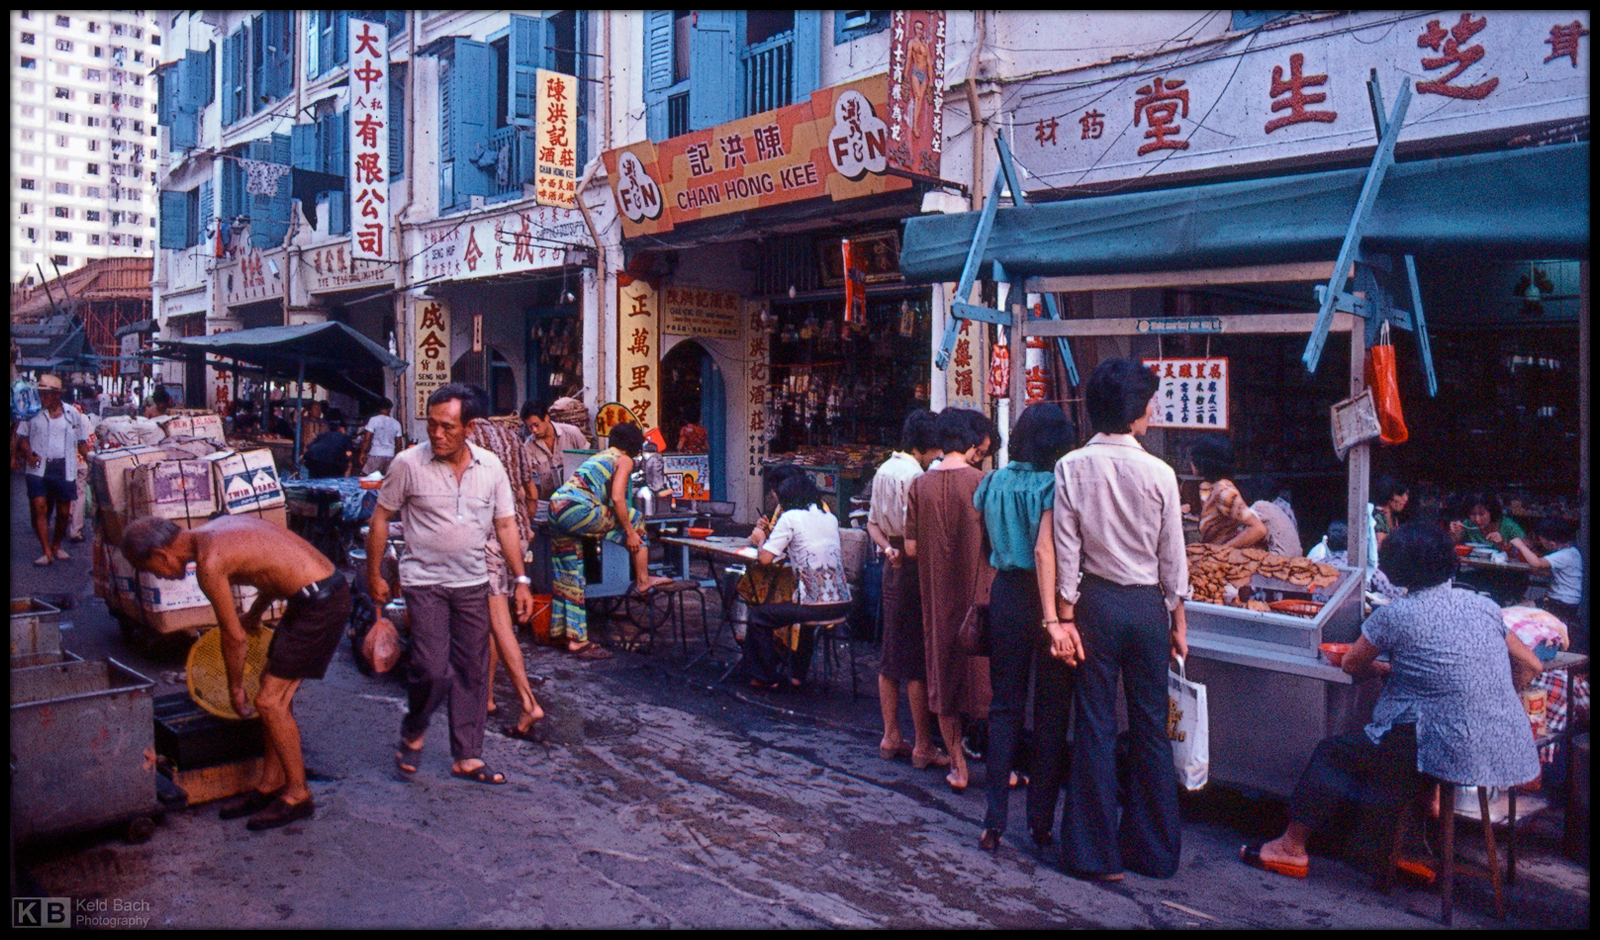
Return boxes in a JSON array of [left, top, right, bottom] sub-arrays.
[[1241, 522, 1542, 880], [739, 473, 853, 691]]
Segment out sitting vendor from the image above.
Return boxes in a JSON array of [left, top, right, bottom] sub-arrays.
[[1240, 522, 1542, 881], [1448, 491, 1526, 548], [1189, 435, 1267, 550], [1509, 515, 1585, 654]]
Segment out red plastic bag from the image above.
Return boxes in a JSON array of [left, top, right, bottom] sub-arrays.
[[1363, 321, 1408, 445]]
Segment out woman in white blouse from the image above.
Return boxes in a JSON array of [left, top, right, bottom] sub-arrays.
[[742, 474, 854, 691]]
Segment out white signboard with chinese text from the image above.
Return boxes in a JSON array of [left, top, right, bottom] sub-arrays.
[[743, 300, 771, 482], [617, 275, 660, 432], [411, 206, 588, 284], [1143, 358, 1229, 430], [661, 285, 741, 340], [535, 69, 578, 208], [413, 299, 451, 419], [349, 18, 390, 262], [1003, 11, 1589, 192]]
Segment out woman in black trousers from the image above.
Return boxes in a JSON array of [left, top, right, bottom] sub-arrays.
[[1051, 358, 1190, 880]]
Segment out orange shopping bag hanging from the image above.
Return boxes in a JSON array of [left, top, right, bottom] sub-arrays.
[[1363, 319, 1408, 445]]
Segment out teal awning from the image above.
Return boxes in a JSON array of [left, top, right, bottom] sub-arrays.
[[154, 320, 407, 402], [900, 141, 1589, 283]]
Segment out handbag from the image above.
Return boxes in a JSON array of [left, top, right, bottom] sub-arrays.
[[1363, 319, 1408, 445], [957, 602, 990, 657], [1167, 655, 1210, 790]]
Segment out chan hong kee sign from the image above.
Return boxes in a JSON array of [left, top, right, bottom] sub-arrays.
[[604, 73, 911, 239]]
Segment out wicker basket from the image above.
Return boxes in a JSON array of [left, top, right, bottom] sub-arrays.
[[549, 397, 592, 443]]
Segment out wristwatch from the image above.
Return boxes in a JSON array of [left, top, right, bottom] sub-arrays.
[[513, 575, 532, 586]]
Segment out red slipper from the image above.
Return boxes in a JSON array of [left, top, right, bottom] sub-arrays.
[[1240, 843, 1309, 879]]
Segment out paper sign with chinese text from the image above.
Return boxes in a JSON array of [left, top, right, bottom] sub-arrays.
[[743, 300, 770, 484], [888, 10, 946, 178], [603, 73, 911, 239], [1143, 358, 1230, 430], [413, 299, 451, 419], [661, 285, 741, 340], [534, 69, 579, 208], [349, 19, 390, 262], [411, 205, 587, 284], [617, 274, 659, 432]]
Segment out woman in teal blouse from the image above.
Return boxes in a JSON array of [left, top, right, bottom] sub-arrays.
[[972, 403, 1075, 853]]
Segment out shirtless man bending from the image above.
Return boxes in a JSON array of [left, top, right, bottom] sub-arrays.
[[121, 515, 352, 831]]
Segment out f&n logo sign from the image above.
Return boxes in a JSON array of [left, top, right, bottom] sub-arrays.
[[13, 898, 71, 928]]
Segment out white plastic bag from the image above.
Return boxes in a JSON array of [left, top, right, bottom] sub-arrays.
[[1168, 655, 1210, 790]]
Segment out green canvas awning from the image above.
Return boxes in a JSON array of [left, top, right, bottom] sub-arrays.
[[900, 141, 1589, 283]]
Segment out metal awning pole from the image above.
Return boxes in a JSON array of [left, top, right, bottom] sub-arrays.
[[293, 355, 306, 470]]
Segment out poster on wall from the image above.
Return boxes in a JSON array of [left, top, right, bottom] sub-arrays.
[[661, 453, 711, 501], [1142, 357, 1230, 430], [348, 18, 390, 262], [887, 9, 946, 177], [616, 274, 660, 432], [413, 299, 451, 419]]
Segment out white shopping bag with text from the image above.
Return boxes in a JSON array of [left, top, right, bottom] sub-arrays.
[[1168, 655, 1209, 790]]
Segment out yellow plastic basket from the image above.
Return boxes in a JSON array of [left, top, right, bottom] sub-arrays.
[[186, 626, 275, 720]]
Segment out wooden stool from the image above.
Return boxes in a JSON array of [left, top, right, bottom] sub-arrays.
[[803, 615, 857, 698], [1380, 777, 1512, 924], [652, 580, 709, 656]]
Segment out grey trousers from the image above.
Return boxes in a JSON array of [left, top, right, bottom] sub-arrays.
[[401, 582, 492, 761]]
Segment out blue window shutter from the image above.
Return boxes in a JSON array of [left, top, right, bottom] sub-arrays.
[[203, 43, 215, 106], [643, 10, 673, 139], [690, 10, 737, 130], [198, 180, 213, 243], [250, 15, 266, 115], [157, 64, 177, 126], [508, 13, 545, 128], [264, 10, 291, 102], [291, 121, 317, 171], [220, 152, 242, 222], [792, 11, 821, 101], [220, 31, 238, 125], [328, 191, 348, 236], [159, 190, 190, 249], [255, 132, 292, 247], [449, 38, 494, 201], [305, 11, 320, 80], [389, 67, 405, 181], [333, 11, 349, 69], [172, 107, 197, 150]]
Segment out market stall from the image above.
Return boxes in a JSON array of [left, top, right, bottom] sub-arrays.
[[901, 120, 1588, 795]]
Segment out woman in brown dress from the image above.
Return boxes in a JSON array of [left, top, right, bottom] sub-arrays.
[[905, 407, 995, 793]]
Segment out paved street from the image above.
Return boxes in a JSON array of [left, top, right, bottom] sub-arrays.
[[10, 475, 1590, 929]]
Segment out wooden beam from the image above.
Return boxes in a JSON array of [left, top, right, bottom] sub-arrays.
[[1023, 311, 1356, 338], [1024, 261, 1337, 295]]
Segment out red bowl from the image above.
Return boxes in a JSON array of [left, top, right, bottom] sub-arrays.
[[1319, 642, 1351, 666], [685, 527, 714, 539], [1455, 544, 1472, 557]]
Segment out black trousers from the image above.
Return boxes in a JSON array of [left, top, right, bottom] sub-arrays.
[[741, 601, 851, 685], [1288, 724, 1422, 870], [1061, 575, 1181, 878]]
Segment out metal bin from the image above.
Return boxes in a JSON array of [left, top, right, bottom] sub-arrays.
[[10, 657, 161, 843], [10, 597, 62, 658]]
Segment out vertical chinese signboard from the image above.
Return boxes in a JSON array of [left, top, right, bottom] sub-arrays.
[[744, 300, 771, 482], [535, 69, 578, 208], [414, 299, 451, 419], [349, 18, 390, 262], [1142, 358, 1230, 430], [887, 10, 946, 177], [617, 274, 660, 432]]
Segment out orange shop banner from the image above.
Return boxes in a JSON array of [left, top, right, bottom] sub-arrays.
[[604, 73, 910, 239]]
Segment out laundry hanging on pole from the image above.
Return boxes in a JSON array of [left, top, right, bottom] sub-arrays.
[[239, 158, 293, 197]]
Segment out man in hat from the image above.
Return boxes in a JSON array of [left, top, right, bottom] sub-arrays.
[[16, 374, 91, 567]]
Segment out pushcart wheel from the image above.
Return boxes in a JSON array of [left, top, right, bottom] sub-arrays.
[[624, 590, 673, 634], [125, 816, 156, 844]]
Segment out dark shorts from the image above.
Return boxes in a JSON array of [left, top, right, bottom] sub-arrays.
[[25, 472, 77, 503], [267, 574, 352, 681]]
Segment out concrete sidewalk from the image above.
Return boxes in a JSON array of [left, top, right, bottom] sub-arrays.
[[10, 474, 1590, 929]]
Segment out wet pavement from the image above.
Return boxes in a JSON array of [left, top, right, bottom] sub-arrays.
[[10, 474, 1591, 928]]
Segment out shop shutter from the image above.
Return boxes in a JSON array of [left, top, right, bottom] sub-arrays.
[[508, 13, 546, 128], [642, 10, 675, 140], [159, 189, 190, 249], [690, 10, 737, 129], [793, 11, 821, 102], [448, 38, 494, 203]]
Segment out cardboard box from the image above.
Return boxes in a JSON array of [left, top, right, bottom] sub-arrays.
[[137, 562, 218, 634], [89, 445, 167, 515], [163, 436, 227, 458], [163, 413, 225, 444], [128, 459, 218, 522], [203, 448, 286, 514]]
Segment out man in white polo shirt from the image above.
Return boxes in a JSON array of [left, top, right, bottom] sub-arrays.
[[366, 384, 534, 785], [16, 374, 91, 567]]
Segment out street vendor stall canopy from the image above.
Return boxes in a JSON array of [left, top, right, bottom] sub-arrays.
[[899, 141, 1589, 282], [154, 321, 408, 402]]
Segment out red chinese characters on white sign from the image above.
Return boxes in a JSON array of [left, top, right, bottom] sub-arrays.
[[535, 69, 578, 208], [349, 19, 390, 261]]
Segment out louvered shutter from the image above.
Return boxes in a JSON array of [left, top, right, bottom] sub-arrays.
[[643, 10, 674, 140], [159, 190, 190, 249], [448, 38, 494, 202], [389, 66, 405, 181], [793, 11, 821, 102], [508, 13, 545, 128], [690, 11, 737, 129]]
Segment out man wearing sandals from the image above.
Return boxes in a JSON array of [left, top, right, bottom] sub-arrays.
[[367, 384, 534, 786], [17, 374, 91, 568], [121, 515, 351, 831]]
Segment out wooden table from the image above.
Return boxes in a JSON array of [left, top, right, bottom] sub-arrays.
[[658, 535, 771, 669]]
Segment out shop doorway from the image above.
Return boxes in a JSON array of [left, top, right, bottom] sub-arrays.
[[661, 340, 727, 500], [525, 304, 582, 403], [451, 347, 518, 416]]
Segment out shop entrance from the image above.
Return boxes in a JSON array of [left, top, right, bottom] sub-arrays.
[[661, 340, 727, 500], [451, 347, 518, 416], [525, 302, 582, 403]]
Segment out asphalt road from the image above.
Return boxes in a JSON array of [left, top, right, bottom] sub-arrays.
[[10, 474, 1591, 929]]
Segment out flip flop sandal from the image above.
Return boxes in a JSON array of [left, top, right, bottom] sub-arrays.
[[502, 720, 547, 743], [34, 555, 52, 567], [395, 738, 424, 776], [451, 763, 508, 785], [569, 642, 613, 661], [1240, 843, 1309, 879], [54, 549, 70, 561]]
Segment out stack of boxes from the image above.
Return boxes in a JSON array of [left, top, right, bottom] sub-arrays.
[[90, 414, 290, 636]]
